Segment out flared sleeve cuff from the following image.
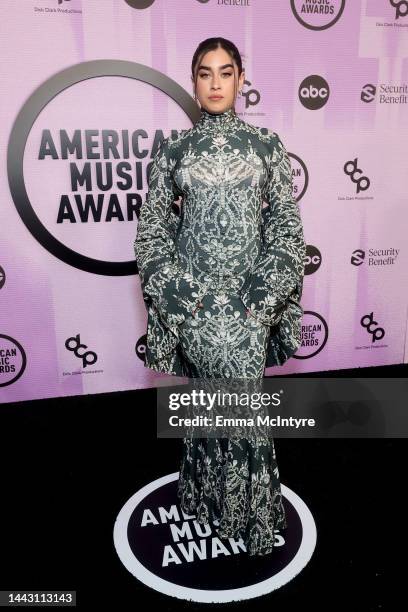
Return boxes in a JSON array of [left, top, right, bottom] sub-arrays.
[[239, 269, 298, 327], [144, 265, 209, 328]]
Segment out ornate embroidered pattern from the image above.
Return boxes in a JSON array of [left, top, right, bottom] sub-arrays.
[[134, 106, 306, 375], [177, 435, 288, 557], [134, 107, 306, 555]]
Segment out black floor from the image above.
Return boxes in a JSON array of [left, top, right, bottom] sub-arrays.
[[0, 363, 405, 610]]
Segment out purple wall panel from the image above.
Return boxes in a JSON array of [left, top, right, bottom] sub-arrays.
[[1, 0, 407, 402]]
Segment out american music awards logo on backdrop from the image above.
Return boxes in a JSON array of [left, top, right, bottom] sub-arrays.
[[290, 0, 346, 31], [7, 60, 200, 276], [113, 473, 317, 603], [289, 152, 308, 202], [294, 312, 328, 359], [0, 265, 5, 290], [0, 334, 27, 388]]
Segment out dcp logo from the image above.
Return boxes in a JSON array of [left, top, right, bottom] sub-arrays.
[[360, 312, 385, 343], [344, 158, 370, 194], [65, 333, 98, 367], [390, 0, 408, 19], [241, 80, 261, 109]]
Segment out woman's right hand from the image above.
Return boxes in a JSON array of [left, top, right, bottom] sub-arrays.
[[192, 301, 204, 316]]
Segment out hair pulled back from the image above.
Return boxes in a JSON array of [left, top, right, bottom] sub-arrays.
[[191, 37, 244, 111]]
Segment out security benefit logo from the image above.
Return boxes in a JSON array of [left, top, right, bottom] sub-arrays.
[[350, 248, 400, 267], [113, 473, 316, 603]]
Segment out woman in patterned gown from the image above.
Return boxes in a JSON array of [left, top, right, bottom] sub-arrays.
[[134, 38, 306, 556]]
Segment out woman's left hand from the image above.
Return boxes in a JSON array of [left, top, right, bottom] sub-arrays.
[[192, 301, 204, 316]]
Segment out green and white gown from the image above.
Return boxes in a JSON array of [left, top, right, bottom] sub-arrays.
[[134, 107, 306, 556]]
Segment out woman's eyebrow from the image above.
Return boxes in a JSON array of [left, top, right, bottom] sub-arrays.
[[197, 63, 234, 71]]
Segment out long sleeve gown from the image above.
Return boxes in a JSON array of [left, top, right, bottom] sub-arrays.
[[134, 106, 306, 556]]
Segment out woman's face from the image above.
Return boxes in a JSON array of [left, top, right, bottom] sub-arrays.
[[193, 46, 245, 114]]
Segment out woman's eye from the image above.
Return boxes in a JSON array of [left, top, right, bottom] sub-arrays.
[[198, 73, 232, 78]]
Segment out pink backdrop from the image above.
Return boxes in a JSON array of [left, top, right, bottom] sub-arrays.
[[1, 0, 407, 403]]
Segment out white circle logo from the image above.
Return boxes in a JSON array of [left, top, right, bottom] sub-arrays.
[[113, 472, 317, 603]]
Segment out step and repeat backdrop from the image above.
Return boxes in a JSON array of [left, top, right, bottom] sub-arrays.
[[1, 0, 407, 403]]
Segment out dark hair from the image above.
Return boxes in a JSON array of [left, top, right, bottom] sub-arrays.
[[191, 37, 244, 111]]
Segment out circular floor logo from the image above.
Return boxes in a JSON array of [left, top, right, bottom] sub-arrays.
[[113, 472, 317, 603]]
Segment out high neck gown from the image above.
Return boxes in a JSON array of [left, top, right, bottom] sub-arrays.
[[134, 106, 306, 556]]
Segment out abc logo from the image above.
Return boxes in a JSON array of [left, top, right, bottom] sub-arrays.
[[299, 75, 330, 110], [304, 245, 321, 275]]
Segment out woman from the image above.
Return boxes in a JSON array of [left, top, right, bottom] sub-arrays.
[[134, 38, 306, 556]]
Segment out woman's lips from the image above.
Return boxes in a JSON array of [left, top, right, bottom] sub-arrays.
[[209, 96, 223, 100]]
